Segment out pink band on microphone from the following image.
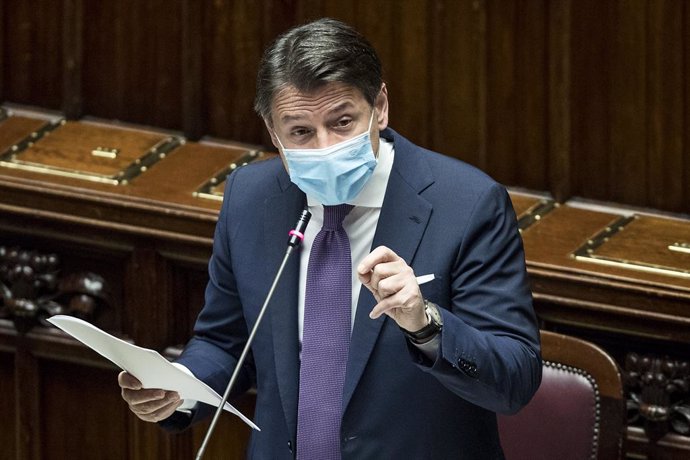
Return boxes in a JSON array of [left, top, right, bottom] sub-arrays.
[[289, 230, 305, 241]]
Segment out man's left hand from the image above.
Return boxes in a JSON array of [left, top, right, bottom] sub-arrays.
[[357, 246, 427, 332]]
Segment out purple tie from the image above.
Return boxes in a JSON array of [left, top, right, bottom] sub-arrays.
[[297, 204, 354, 460]]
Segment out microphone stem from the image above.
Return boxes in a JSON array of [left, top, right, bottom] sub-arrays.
[[196, 245, 297, 460]]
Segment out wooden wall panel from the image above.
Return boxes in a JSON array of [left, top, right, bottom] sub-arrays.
[[81, 0, 183, 129], [686, 1, 690, 208], [180, 0, 203, 140], [15, 341, 41, 459], [169, 261, 210, 347], [480, 0, 549, 189], [124, 246, 172, 350], [0, 0, 4, 103], [429, 0, 486, 169], [647, 0, 685, 211], [514, 0, 547, 190], [385, 0, 435, 150], [40, 360, 128, 460], [201, 0, 266, 143], [62, 0, 83, 118], [4, 0, 688, 213], [609, 0, 648, 206], [569, 0, 689, 214], [547, 0, 572, 202], [2, 0, 64, 109], [684, 2, 690, 208], [0, 353, 16, 457], [485, 0, 517, 185], [570, 0, 611, 202]]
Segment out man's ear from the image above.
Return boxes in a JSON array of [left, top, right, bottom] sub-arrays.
[[375, 83, 389, 131]]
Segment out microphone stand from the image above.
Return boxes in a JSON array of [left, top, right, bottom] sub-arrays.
[[195, 208, 311, 460]]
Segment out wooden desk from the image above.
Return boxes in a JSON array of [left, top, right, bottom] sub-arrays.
[[513, 196, 690, 459], [1, 104, 689, 459]]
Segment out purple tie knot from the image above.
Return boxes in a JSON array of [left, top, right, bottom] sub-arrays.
[[322, 204, 354, 230]]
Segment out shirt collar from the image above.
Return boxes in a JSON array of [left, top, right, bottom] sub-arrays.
[[306, 137, 394, 208]]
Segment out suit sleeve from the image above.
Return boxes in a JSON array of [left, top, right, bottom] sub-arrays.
[[411, 183, 542, 415], [160, 169, 256, 431]]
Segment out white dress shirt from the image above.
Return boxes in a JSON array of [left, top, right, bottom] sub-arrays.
[[298, 138, 394, 340], [299, 139, 439, 358]]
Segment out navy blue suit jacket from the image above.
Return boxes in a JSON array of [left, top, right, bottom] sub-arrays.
[[167, 129, 541, 459]]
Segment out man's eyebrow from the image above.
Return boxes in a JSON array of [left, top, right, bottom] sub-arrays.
[[280, 113, 305, 124], [278, 100, 356, 124], [328, 101, 355, 115]]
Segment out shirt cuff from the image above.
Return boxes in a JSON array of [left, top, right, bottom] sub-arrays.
[[410, 333, 441, 361], [170, 362, 199, 414]]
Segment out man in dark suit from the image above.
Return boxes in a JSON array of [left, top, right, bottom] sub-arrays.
[[119, 18, 541, 459]]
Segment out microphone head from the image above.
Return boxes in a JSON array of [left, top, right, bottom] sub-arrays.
[[287, 208, 311, 248]]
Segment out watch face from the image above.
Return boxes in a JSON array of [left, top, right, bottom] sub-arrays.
[[425, 301, 442, 326]]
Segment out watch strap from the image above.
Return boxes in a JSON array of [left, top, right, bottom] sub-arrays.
[[401, 300, 442, 344]]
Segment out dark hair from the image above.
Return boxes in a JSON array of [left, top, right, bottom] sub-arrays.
[[254, 18, 383, 121]]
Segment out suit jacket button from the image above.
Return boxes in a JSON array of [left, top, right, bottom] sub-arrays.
[[287, 441, 293, 452]]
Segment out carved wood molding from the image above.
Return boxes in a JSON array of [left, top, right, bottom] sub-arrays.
[[626, 352, 690, 442], [0, 245, 110, 332]]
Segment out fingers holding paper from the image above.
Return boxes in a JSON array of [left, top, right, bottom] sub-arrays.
[[118, 371, 182, 423], [357, 246, 427, 332]]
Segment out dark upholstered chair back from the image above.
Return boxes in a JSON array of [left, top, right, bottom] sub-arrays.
[[498, 331, 626, 460]]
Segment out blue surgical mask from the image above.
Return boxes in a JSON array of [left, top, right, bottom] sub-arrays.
[[275, 112, 377, 205]]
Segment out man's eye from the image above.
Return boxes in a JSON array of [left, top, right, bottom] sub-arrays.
[[336, 119, 353, 128], [291, 128, 310, 137]]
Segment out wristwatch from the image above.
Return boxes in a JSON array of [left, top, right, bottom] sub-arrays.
[[401, 299, 443, 344]]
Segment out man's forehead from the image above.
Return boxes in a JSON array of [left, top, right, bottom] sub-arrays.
[[271, 83, 367, 122]]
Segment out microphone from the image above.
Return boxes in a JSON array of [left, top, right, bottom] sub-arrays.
[[196, 208, 311, 460], [288, 208, 311, 248]]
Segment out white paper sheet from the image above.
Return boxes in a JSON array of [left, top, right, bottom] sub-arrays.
[[416, 273, 435, 285], [47, 314, 259, 431]]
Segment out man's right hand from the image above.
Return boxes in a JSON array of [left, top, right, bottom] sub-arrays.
[[118, 371, 183, 422]]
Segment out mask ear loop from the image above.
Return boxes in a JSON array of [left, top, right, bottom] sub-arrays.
[[367, 109, 375, 132], [272, 129, 287, 151]]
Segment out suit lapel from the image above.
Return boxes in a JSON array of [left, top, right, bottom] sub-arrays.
[[342, 130, 434, 413], [264, 172, 305, 441]]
